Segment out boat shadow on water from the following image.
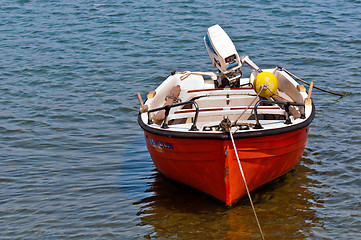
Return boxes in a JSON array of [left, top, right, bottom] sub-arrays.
[[133, 157, 324, 239]]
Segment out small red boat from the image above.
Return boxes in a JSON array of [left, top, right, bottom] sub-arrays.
[[138, 25, 315, 207]]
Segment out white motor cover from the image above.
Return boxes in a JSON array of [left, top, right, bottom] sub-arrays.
[[204, 25, 241, 73]]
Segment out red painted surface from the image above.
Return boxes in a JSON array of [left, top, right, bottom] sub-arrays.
[[174, 106, 280, 114], [187, 87, 254, 93], [144, 126, 309, 206]]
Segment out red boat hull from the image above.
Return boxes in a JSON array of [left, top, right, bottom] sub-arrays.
[[144, 127, 309, 207]]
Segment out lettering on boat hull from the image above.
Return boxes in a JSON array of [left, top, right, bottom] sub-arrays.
[[148, 137, 174, 152]]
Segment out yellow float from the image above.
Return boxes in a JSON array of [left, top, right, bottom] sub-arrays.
[[253, 72, 278, 98]]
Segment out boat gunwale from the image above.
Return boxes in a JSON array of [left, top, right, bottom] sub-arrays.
[[138, 101, 316, 140]]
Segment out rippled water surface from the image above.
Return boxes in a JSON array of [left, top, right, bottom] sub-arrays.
[[1, 0, 360, 239]]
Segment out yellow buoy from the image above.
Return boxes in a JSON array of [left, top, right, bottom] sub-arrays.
[[253, 72, 278, 98]]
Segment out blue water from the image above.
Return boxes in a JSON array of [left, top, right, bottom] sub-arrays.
[[1, 0, 360, 239]]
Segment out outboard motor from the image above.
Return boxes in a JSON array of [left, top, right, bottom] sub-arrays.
[[204, 25, 243, 87]]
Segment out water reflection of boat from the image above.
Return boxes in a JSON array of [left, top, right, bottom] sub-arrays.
[[134, 162, 321, 239], [138, 25, 315, 206]]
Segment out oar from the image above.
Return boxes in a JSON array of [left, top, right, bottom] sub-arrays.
[[305, 82, 313, 105], [137, 93, 148, 113]]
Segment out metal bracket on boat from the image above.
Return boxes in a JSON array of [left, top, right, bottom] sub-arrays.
[[253, 100, 305, 129], [219, 116, 232, 132], [147, 101, 199, 131]]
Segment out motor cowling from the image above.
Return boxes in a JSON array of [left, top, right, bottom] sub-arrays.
[[204, 24, 242, 74]]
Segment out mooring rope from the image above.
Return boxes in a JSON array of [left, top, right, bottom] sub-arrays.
[[278, 67, 344, 97], [229, 131, 265, 240], [233, 85, 266, 127]]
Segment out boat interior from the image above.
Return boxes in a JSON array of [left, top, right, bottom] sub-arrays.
[[141, 68, 312, 133]]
